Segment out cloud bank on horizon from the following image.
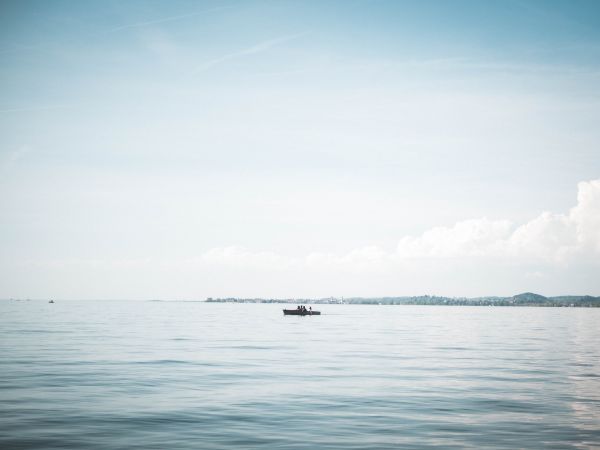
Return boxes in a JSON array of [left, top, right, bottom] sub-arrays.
[[203, 178, 600, 269]]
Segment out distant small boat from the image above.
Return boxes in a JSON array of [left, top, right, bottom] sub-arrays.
[[283, 309, 320, 316], [49, 300, 54, 303]]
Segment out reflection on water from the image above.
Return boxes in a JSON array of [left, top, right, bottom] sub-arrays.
[[1, 302, 599, 449]]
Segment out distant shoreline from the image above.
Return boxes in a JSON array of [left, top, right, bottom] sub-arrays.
[[206, 292, 600, 307], [3, 293, 599, 307]]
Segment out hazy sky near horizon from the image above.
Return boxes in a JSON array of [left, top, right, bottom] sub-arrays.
[[1, 0, 600, 299]]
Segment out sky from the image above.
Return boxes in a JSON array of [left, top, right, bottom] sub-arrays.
[[1, 0, 599, 300]]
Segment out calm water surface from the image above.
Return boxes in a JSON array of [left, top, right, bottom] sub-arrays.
[[1, 301, 599, 449]]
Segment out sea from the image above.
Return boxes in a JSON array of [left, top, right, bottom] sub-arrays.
[[1, 301, 599, 449]]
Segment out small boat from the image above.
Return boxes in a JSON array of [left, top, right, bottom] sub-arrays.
[[49, 300, 54, 304], [283, 308, 320, 316]]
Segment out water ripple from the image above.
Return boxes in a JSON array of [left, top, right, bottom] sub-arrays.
[[0, 302, 599, 449]]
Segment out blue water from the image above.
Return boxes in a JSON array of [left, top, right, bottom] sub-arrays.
[[1, 301, 599, 449]]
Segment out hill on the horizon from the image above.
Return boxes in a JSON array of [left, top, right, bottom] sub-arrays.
[[512, 292, 548, 303]]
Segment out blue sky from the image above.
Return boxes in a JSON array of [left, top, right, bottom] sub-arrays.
[[1, 1, 600, 299]]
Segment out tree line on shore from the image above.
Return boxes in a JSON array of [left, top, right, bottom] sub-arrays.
[[206, 292, 600, 307]]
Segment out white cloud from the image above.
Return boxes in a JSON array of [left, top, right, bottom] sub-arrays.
[[505, 212, 576, 261], [571, 179, 600, 252], [396, 218, 512, 258], [396, 179, 600, 263], [199, 179, 600, 271], [18, 180, 600, 281]]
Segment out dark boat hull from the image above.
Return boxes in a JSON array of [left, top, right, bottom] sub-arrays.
[[283, 309, 321, 316]]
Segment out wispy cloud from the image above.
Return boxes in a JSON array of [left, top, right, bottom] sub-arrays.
[[0, 104, 73, 113], [246, 67, 319, 78], [380, 57, 600, 78], [0, 42, 50, 55], [195, 31, 310, 73], [8, 145, 30, 163], [106, 5, 233, 33], [1, 145, 31, 171], [0, 6, 233, 55]]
